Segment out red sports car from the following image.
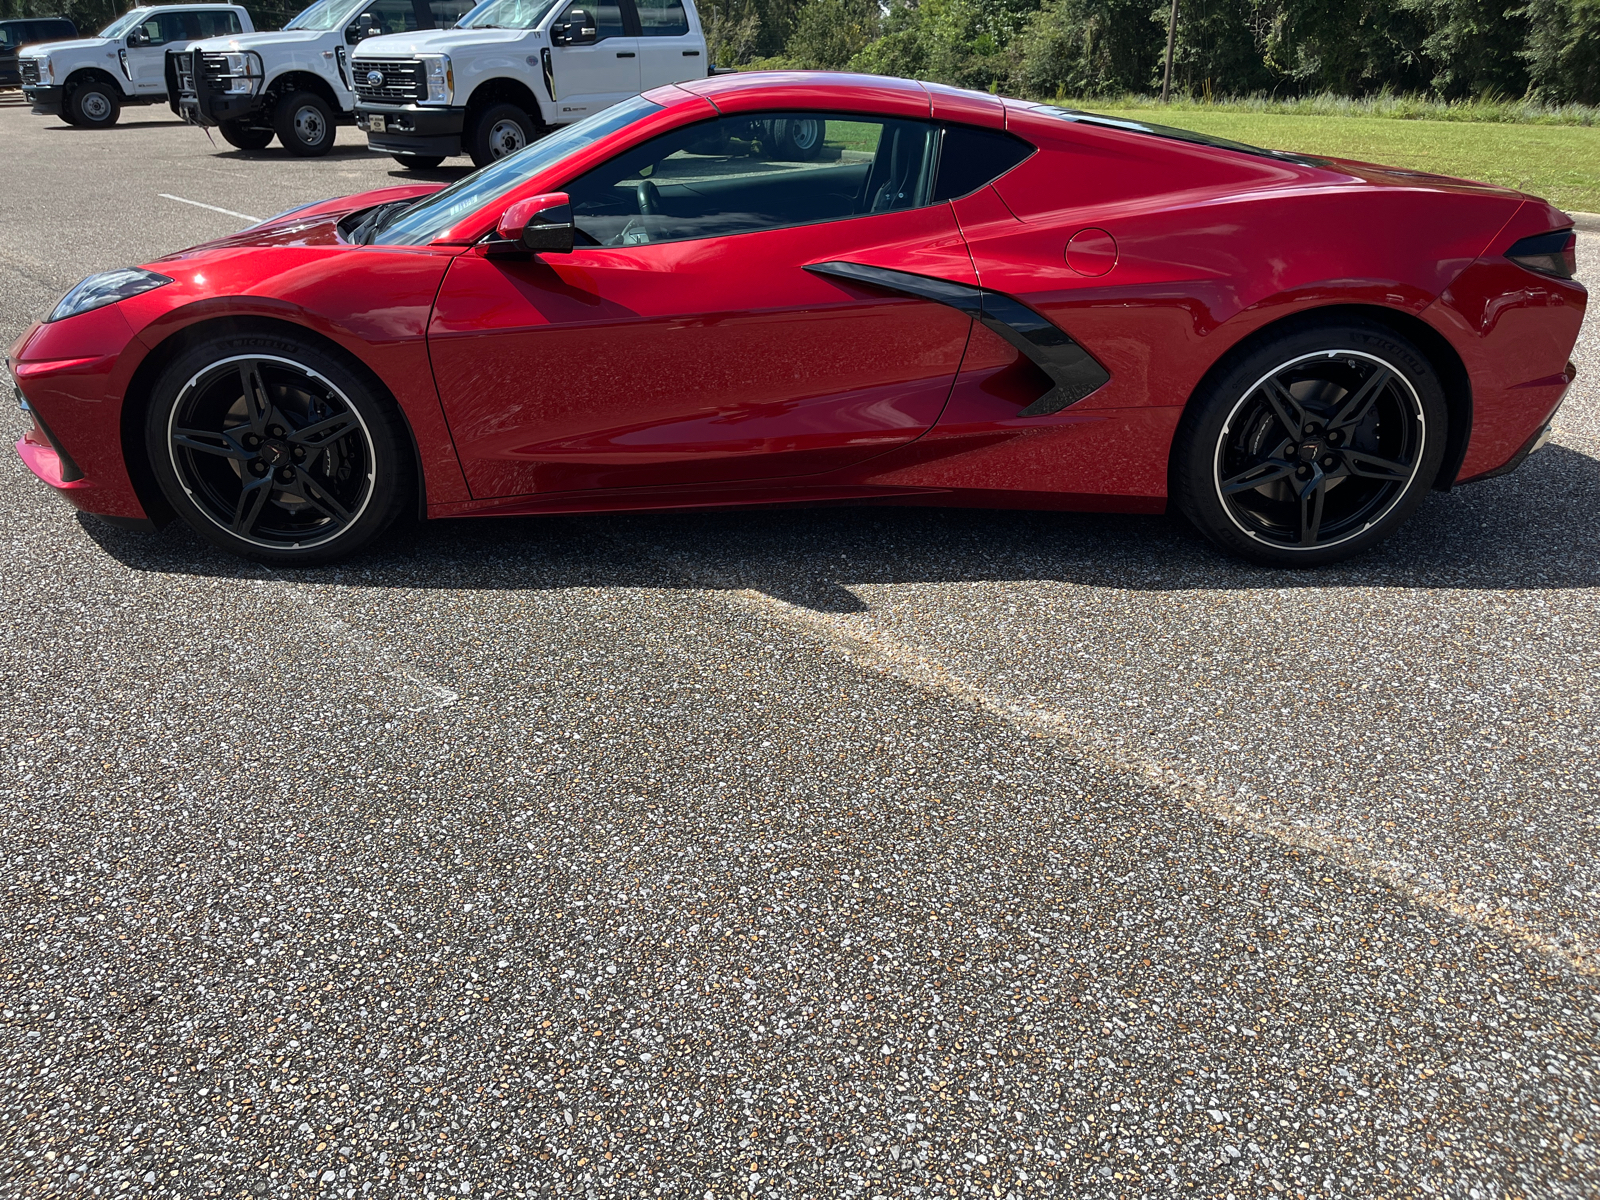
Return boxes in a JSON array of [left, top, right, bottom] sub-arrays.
[[9, 72, 1583, 566]]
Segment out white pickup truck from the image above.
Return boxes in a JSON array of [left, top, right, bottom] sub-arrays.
[[351, 0, 710, 168], [19, 4, 252, 128], [168, 0, 474, 156]]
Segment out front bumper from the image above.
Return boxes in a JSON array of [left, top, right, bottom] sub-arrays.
[[24, 84, 64, 115], [178, 91, 261, 128], [355, 103, 464, 157]]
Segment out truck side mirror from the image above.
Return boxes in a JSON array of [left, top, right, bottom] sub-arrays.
[[551, 9, 597, 45], [346, 13, 373, 43], [127, 30, 150, 46], [492, 193, 574, 255]]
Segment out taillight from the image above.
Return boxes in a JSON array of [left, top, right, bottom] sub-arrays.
[[1505, 229, 1577, 280]]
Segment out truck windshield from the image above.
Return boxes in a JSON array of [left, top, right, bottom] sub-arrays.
[[285, 0, 362, 30], [99, 9, 152, 37], [371, 95, 661, 244], [457, 0, 564, 29]]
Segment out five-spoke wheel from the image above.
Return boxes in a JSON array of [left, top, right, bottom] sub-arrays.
[[1174, 321, 1447, 566], [146, 334, 410, 564]]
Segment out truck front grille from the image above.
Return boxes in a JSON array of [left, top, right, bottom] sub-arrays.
[[20, 59, 39, 86], [352, 57, 423, 102], [199, 51, 234, 91]]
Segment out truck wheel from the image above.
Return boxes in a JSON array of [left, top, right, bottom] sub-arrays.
[[392, 154, 446, 170], [275, 91, 336, 157], [219, 119, 274, 151], [769, 116, 823, 161], [468, 103, 534, 167], [68, 81, 120, 128]]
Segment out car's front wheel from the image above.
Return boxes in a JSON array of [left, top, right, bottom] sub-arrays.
[[275, 90, 336, 157], [219, 118, 273, 150], [68, 80, 120, 128], [468, 102, 535, 167], [145, 333, 411, 564], [1172, 320, 1448, 566]]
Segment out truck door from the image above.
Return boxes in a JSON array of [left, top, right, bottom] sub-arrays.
[[125, 11, 189, 93], [632, 0, 701, 90], [547, 0, 639, 121]]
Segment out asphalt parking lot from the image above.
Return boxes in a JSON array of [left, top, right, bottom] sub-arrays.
[[2, 97, 1598, 1199]]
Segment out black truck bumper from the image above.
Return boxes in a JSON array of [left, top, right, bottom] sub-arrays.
[[355, 103, 465, 157], [23, 84, 64, 115]]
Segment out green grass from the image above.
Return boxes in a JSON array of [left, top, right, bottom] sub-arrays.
[[1062, 91, 1600, 126], [1067, 106, 1600, 212]]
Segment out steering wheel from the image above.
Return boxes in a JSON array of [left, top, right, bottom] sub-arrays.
[[635, 178, 661, 216]]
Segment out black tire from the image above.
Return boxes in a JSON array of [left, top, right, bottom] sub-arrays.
[[768, 116, 823, 161], [274, 90, 336, 157], [58, 107, 80, 127], [219, 118, 274, 150], [68, 80, 120, 127], [392, 153, 446, 169], [468, 102, 534, 168], [144, 332, 412, 565], [1171, 319, 1448, 567]]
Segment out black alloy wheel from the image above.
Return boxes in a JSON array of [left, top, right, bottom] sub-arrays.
[[1173, 321, 1447, 566], [146, 335, 410, 563]]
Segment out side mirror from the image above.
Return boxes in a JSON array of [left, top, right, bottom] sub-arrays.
[[346, 13, 373, 42], [551, 9, 596, 45], [127, 30, 150, 46], [493, 192, 574, 255]]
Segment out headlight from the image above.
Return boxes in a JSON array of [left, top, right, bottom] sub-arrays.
[[47, 268, 173, 323], [420, 54, 452, 104], [37, 56, 53, 83], [223, 50, 262, 94]]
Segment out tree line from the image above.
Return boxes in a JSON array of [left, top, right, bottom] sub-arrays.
[[708, 0, 1600, 105], [5, 0, 1596, 104]]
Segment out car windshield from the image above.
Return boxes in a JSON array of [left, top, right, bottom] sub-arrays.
[[372, 95, 662, 244], [285, 0, 362, 30], [456, 0, 563, 29], [99, 9, 151, 37]]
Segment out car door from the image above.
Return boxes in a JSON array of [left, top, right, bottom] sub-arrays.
[[124, 12, 186, 93], [546, 0, 638, 121], [632, 0, 700, 90], [427, 110, 978, 499]]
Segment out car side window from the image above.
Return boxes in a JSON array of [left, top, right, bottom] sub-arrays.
[[554, 1, 625, 41], [931, 126, 1035, 201], [564, 112, 939, 247], [360, 0, 424, 34], [427, 0, 476, 26], [187, 10, 244, 37], [634, 0, 688, 36]]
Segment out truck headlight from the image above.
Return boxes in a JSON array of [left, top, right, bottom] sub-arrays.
[[223, 51, 262, 94], [37, 56, 54, 83], [420, 54, 452, 104], [47, 268, 174, 323]]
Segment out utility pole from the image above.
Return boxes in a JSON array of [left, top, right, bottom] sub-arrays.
[[1162, 0, 1179, 103]]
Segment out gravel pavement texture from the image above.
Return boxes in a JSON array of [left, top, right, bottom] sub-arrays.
[[1, 101, 1598, 1199]]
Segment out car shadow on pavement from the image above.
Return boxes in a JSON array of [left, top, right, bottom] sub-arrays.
[[78, 442, 1600, 611]]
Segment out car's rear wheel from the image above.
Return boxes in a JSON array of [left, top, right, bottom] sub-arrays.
[[468, 102, 534, 167], [68, 80, 120, 128], [1172, 320, 1448, 566], [219, 118, 273, 150], [275, 90, 335, 157], [145, 333, 411, 564], [392, 153, 446, 170]]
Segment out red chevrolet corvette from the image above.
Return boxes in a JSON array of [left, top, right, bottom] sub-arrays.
[[9, 72, 1583, 566]]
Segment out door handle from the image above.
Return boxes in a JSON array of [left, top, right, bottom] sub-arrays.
[[615, 50, 635, 57], [682, 49, 699, 55]]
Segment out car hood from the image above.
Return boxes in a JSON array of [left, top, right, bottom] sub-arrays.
[[20, 36, 112, 58], [147, 183, 446, 259], [186, 29, 331, 54], [352, 26, 535, 57]]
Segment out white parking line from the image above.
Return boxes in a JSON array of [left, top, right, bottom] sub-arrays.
[[158, 193, 261, 223]]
